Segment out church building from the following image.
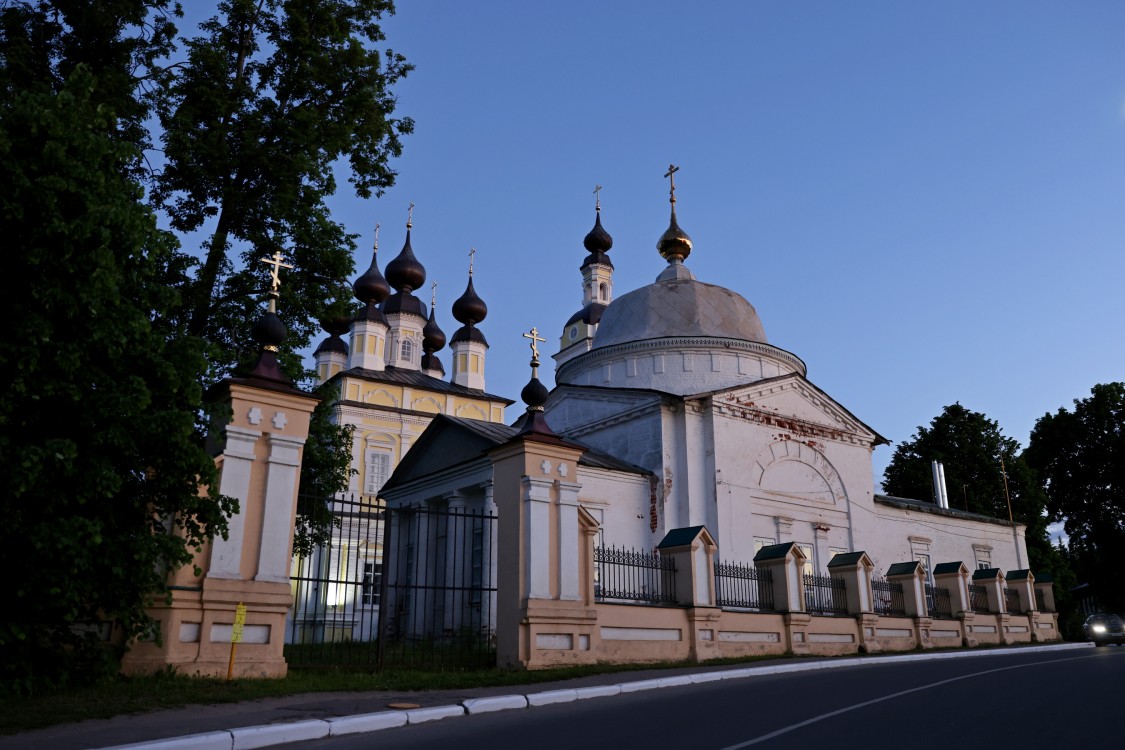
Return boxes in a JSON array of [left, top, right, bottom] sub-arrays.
[[312, 209, 512, 496], [381, 174, 1030, 580]]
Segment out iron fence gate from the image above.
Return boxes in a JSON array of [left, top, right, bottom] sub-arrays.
[[285, 496, 497, 670], [377, 504, 498, 670]]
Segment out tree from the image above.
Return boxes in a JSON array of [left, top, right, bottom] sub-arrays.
[[0, 7, 234, 692], [882, 403, 1058, 576], [1025, 383, 1125, 612], [154, 0, 413, 382]]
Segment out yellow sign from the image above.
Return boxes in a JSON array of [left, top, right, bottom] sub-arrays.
[[231, 603, 247, 644]]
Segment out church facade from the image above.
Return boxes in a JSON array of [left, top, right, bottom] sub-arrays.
[[382, 183, 1029, 582]]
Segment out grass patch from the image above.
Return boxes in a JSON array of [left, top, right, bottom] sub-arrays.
[[0, 654, 783, 735]]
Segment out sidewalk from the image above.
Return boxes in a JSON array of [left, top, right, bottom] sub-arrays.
[[0, 643, 1089, 750]]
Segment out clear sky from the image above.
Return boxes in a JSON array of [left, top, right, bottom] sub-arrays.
[[188, 2, 1125, 489]]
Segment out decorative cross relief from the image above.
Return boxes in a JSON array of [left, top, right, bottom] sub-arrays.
[[272, 411, 288, 430], [247, 407, 263, 425], [540, 459, 552, 475], [558, 463, 568, 478]]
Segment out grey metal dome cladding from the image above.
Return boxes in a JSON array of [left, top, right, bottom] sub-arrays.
[[592, 277, 767, 349]]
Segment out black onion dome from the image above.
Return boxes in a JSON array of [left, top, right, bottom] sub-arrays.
[[384, 230, 426, 292], [521, 374, 549, 410], [420, 353, 445, 374], [355, 301, 388, 325], [581, 211, 614, 269], [313, 334, 348, 356], [353, 253, 391, 304], [422, 307, 446, 353], [450, 325, 489, 346], [321, 314, 352, 338], [452, 276, 487, 325], [252, 311, 287, 348], [565, 302, 608, 327], [382, 291, 426, 317]]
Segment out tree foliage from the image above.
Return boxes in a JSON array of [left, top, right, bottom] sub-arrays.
[[882, 403, 1058, 576], [154, 0, 413, 382], [1025, 383, 1125, 611], [0, 0, 412, 693], [0, 2, 234, 692]]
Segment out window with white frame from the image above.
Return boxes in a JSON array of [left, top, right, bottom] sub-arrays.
[[400, 337, 414, 362], [829, 547, 849, 562], [975, 546, 992, 570], [753, 537, 775, 561], [798, 544, 815, 576], [364, 449, 391, 495], [361, 559, 381, 606]]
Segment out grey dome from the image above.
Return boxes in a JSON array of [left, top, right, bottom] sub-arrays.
[[593, 277, 767, 349]]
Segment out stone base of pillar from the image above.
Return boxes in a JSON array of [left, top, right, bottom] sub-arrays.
[[121, 577, 292, 679], [856, 613, 881, 653], [958, 612, 978, 648], [998, 613, 1013, 645], [784, 612, 812, 656], [508, 599, 599, 670], [915, 616, 934, 650], [687, 607, 723, 662]]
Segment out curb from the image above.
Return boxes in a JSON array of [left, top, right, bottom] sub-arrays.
[[99, 642, 1091, 750]]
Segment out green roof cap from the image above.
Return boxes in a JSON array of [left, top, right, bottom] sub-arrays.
[[886, 561, 921, 577], [972, 567, 1002, 580], [827, 551, 867, 568], [657, 526, 706, 549], [754, 541, 796, 562], [1006, 569, 1033, 581], [933, 562, 965, 575]]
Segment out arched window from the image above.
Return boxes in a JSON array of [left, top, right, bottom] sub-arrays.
[[400, 338, 413, 362], [599, 282, 608, 301]]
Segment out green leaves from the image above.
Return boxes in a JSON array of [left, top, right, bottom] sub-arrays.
[[1026, 383, 1125, 611]]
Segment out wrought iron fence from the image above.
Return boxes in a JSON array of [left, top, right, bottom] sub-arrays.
[[594, 545, 677, 605], [377, 505, 498, 670], [1004, 588, 1022, 614], [968, 583, 990, 613], [715, 560, 774, 611], [285, 495, 497, 671], [287, 494, 383, 666], [926, 584, 953, 619], [803, 573, 847, 616], [872, 577, 906, 617]]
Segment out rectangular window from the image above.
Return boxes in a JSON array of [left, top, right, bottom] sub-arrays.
[[829, 547, 848, 561], [798, 544, 814, 576], [361, 560, 381, 606], [364, 450, 391, 495], [754, 537, 775, 554]]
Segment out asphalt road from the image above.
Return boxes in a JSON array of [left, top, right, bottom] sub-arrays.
[[290, 647, 1125, 749]]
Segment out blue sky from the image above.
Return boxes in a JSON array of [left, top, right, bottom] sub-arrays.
[[185, 2, 1125, 488]]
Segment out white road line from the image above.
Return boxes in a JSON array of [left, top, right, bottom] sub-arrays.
[[717, 652, 1097, 749]]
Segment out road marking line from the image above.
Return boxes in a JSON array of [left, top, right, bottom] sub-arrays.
[[718, 653, 1096, 749]]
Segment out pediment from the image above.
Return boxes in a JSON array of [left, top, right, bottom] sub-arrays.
[[711, 374, 885, 447], [382, 415, 505, 492]]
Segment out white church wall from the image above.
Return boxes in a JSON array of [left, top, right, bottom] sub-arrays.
[[575, 467, 652, 551], [707, 395, 879, 571], [867, 504, 1029, 577]]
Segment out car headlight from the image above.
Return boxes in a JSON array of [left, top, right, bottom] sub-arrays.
[[1092, 624, 1107, 633]]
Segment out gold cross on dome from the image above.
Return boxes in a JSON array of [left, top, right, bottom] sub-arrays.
[[593, 184, 603, 211], [259, 250, 294, 294], [468, 247, 476, 275], [523, 326, 546, 360], [431, 280, 438, 309], [407, 202, 415, 228], [373, 222, 380, 250], [664, 164, 680, 203]]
